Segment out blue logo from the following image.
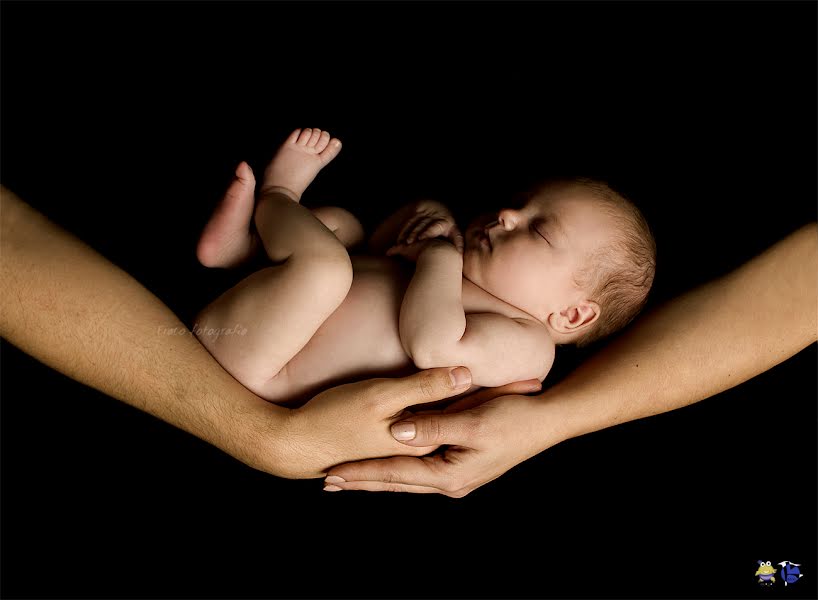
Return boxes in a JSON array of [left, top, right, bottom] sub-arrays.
[[778, 561, 803, 586]]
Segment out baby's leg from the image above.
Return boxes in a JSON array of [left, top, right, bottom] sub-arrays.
[[196, 161, 259, 268], [195, 128, 348, 399], [310, 206, 365, 249], [197, 137, 360, 267]]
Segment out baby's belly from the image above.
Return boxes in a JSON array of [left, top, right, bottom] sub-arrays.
[[273, 256, 415, 404]]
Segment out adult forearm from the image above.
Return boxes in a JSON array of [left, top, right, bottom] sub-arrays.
[[538, 223, 818, 445], [0, 187, 287, 467], [400, 244, 466, 363]]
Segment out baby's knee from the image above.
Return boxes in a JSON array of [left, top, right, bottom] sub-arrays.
[[292, 246, 354, 299]]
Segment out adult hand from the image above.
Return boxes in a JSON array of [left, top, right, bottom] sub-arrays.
[[251, 366, 476, 479], [323, 381, 553, 496]]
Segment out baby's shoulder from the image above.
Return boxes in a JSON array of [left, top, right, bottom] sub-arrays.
[[512, 317, 556, 376], [515, 317, 555, 346], [512, 316, 552, 335]]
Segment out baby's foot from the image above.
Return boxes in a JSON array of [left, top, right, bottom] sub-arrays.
[[196, 161, 260, 268], [260, 128, 342, 202]]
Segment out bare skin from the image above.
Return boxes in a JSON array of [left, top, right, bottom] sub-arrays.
[[325, 222, 818, 496], [194, 128, 367, 401], [259, 127, 342, 200], [1, 185, 511, 479], [194, 129, 562, 404], [197, 128, 345, 269], [196, 161, 260, 269]]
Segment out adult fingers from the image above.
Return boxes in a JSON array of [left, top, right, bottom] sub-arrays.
[[370, 366, 473, 415], [389, 380, 542, 447], [325, 480, 442, 494], [389, 409, 487, 447], [443, 379, 541, 413], [326, 455, 459, 494]]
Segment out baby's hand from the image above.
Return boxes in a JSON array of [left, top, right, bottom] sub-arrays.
[[397, 200, 464, 253]]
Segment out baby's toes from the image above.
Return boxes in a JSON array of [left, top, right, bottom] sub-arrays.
[[285, 128, 302, 144], [235, 160, 255, 186], [318, 137, 342, 163], [315, 130, 331, 153], [307, 128, 323, 147], [296, 128, 313, 145]]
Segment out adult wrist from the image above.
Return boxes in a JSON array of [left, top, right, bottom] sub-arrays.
[[195, 386, 295, 477], [529, 388, 578, 453]]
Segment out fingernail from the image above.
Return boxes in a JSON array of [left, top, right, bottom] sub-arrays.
[[391, 421, 416, 441], [323, 484, 342, 492], [449, 366, 472, 388], [325, 475, 346, 484]]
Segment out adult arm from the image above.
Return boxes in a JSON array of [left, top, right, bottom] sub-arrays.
[[326, 222, 818, 495], [0, 186, 474, 479]]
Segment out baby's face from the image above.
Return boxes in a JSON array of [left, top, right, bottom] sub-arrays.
[[462, 185, 618, 321]]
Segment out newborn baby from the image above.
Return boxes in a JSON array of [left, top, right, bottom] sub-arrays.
[[194, 128, 656, 404]]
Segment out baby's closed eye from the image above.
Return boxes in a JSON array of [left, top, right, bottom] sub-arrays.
[[531, 220, 551, 245]]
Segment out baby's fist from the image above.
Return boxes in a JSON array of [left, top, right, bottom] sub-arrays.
[[387, 238, 456, 262], [398, 200, 463, 252]]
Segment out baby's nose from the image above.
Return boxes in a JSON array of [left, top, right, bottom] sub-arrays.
[[497, 209, 519, 230]]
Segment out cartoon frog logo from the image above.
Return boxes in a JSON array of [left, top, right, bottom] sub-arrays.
[[755, 560, 776, 586]]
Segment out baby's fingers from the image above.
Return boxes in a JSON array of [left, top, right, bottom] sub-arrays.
[[451, 229, 464, 253], [405, 217, 435, 244], [399, 217, 432, 244], [397, 216, 424, 245], [416, 219, 448, 241], [442, 224, 464, 253]]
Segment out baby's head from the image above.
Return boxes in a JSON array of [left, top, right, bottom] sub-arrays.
[[462, 177, 656, 346]]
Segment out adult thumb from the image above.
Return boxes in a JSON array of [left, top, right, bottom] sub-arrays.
[[378, 366, 473, 414], [391, 410, 478, 447]]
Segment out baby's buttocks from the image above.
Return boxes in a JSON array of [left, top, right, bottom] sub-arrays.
[[274, 256, 414, 403]]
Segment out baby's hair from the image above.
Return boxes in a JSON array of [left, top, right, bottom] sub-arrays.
[[533, 177, 657, 347]]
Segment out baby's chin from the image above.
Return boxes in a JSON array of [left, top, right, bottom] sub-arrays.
[[461, 250, 481, 285], [463, 254, 474, 283]]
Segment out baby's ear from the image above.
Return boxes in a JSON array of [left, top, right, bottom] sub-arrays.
[[547, 301, 600, 335]]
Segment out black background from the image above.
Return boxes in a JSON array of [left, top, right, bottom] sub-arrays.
[[1, 2, 816, 599]]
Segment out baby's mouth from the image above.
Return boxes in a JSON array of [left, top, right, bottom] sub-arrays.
[[480, 228, 493, 251], [478, 231, 491, 251]]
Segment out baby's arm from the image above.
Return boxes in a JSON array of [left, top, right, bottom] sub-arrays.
[[399, 240, 555, 386]]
